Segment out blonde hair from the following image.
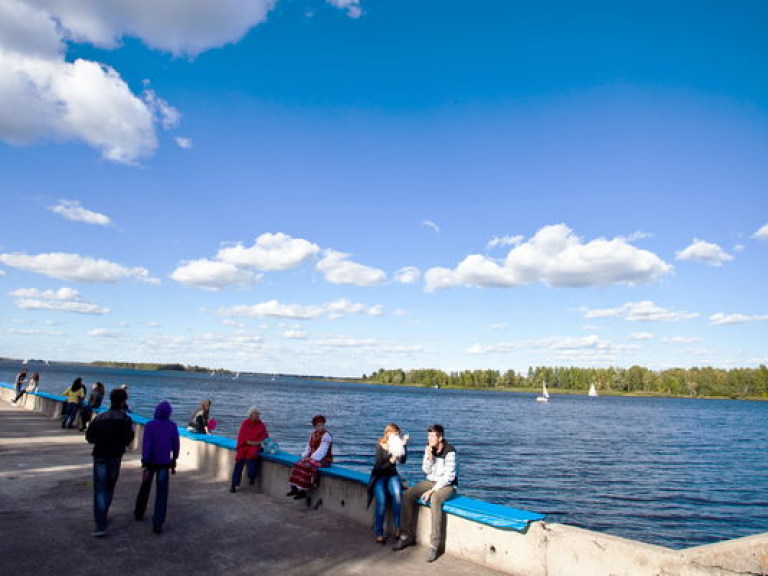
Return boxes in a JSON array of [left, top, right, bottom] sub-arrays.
[[378, 423, 401, 445]]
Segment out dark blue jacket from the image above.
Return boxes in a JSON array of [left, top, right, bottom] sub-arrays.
[[142, 401, 180, 467]]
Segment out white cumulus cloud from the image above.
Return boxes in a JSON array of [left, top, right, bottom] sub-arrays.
[[628, 332, 654, 341], [486, 235, 523, 250], [753, 223, 768, 241], [662, 336, 702, 344], [583, 301, 699, 322], [169, 259, 259, 291], [48, 200, 112, 226], [675, 239, 733, 266], [0, 0, 277, 162], [710, 312, 768, 326], [88, 328, 122, 337], [219, 298, 383, 321], [9, 286, 109, 314], [425, 224, 671, 292], [394, 266, 420, 284], [217, 232, 320, 271], [465, 334, 640, 355], [0, 252, 151, 283], [316, 250, 386, 286], [326, 0, 362, 19]]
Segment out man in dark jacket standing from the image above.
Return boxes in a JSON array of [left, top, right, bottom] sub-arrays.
[[86, 388, 134, 537], [134, 401, 180, 534]]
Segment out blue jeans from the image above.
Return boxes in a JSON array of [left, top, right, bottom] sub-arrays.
[[231, 458, 258, 488], [62, 403, 80, 428], [93, 457, 122, 531], [134, 467, 170, 527], [373, 475, 403, 536]]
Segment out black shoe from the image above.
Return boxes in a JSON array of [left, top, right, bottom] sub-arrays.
[[134, 513, 144, 521], [426, 546, 440, 563], [248, 477, 256, 485], [292, 490, 307, 500], [392, 534, 414, 551], [286, 486, 299, 497], [153, 524, 162, 534], [230, 486, 236, 493]]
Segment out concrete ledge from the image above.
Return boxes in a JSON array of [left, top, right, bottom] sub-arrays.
[[1, 382, 765, 576]]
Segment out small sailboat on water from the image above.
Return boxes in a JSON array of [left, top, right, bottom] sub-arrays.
[[588, 383, 599, 397], [536, 382, 550, 403]]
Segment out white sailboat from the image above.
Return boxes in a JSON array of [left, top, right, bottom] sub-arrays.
[[536, 382, 550, 403], [588, 383, 599, 397]]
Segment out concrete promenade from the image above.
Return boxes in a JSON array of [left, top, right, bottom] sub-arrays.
[[0, 401, 506, 576]]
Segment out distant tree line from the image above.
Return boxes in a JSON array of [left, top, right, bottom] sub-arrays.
[[90, 361, 224, 373], [364, 365, 768, 398]]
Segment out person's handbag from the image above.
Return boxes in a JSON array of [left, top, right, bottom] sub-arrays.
[[262, 437, 279, 454]]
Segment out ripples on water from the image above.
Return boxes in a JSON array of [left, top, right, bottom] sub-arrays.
[[4, 361, 767, 549]]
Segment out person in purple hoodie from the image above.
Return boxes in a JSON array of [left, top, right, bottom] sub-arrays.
[[134, 401, 180, 534]]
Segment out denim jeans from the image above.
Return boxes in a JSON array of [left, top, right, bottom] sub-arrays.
[[373, 475, 403, 537], [93, 457, 122, 531], [231, 458, 259, 488], [62, 403, 80, 428], [134, 467, 170, 527]]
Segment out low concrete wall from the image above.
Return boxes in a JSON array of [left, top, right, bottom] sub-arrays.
[[2, 384, 765, 576]]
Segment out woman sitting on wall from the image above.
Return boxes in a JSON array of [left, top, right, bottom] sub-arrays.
[[186, 399, 212, 434], [367, 423, 409, 543], [13, 371, 38, 404], [230, 406, 269, 493], [79, 381, 105, 432], [286, 414, 333, 500]]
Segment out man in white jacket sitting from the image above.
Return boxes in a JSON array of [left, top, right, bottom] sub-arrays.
[[392, 423, 458, 563]]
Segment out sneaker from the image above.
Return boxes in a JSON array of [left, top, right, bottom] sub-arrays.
[[230, 486, 237, 493], [91, 529, 107, 538], [426, 546, 440, 563], [392, 533, 414, 551]]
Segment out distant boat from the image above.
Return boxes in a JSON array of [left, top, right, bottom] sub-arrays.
[[536, 382, 550, 403], [588, 383, 599, 397], [233, 372, 240, 380]]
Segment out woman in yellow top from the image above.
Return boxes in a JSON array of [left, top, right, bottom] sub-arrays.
[[61, 377, 85, 429]]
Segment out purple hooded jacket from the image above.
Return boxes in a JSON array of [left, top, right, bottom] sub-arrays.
[[142, 401, 180, 467]]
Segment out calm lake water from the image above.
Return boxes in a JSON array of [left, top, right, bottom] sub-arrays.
[[3, 359, 767, 549]]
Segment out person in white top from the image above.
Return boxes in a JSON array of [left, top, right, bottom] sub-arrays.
[[392, 423, 458, 563]]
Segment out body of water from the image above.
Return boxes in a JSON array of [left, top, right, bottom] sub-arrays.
[[3, 359, 767, 549]]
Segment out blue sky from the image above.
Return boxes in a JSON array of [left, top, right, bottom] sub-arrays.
[[1, 0, 767, 376]]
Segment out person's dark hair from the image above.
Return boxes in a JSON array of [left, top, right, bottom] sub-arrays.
[[109, 388, 128, 409], [427, 424, 445, 439], [71, 377, 83, 392], [311, 414, 326, 426]]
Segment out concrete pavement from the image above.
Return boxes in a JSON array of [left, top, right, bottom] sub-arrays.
[[0, 401, 506, 576]]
